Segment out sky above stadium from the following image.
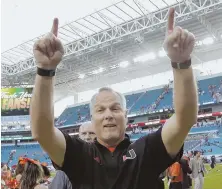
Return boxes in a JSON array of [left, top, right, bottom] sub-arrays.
[[1, 0, 118, 52]]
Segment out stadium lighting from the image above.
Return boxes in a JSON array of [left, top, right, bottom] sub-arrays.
[[133, 52, 156, 63], [78, 74, 85, 79], [110, 64, 119, 69], [119, 61, 129, 68], [202, 37, 214, 45], [158, 49, 167, 57], [92, 67, 105, 75], [98, 67, 104, 73]]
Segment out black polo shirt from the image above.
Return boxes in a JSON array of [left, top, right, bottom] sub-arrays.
[[53, 127, 183, 189]]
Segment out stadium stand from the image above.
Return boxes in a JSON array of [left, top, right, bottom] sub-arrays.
[[56, 76, 222, 126], [2, 123, 222, 167], [1, 144, 51, 166]]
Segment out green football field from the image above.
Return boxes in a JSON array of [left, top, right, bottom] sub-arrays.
[[164, 164, 222, 189]]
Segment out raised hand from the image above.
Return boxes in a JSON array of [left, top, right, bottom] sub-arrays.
[[33, 18, 64, 70], [163, 8, 195, 63]]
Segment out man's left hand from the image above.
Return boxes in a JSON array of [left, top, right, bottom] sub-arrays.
[[163, 8, 195, 63]]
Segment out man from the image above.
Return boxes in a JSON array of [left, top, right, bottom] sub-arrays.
[[190, 151, 206, 189], [79, 121, 96, 143], [210, 155, 216, 169], [30, 8, 198, 189], [49, 122, 94, 189], [182, 152, 193, 189], [180, 156, 192, 189], [167, 161, 183, 189]]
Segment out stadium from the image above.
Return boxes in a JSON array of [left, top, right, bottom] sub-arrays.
[[1, 0, 222, 189]]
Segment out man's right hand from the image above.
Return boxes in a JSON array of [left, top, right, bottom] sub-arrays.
[[33, 18, 64, 70]]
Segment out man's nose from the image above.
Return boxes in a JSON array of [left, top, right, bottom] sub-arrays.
[[104, 109, 114, 120], [85, 133, 92, 142], [86, 133, 90, 138]]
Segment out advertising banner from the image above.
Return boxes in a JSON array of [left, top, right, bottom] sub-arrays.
[[1, 88, 33, 116]]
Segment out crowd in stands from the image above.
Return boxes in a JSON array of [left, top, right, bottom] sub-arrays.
[[1, 121, 30, 132], [146, 84, 170, 112], [209, 79, 222, 103]]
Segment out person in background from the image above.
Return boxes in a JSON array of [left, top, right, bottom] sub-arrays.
[[167, 161, 183, 189], [15, 158, 25, 184], [210, 155, 216, 169], [79, 121, 96, 143], [180, 156, 192, 189], [190, 151, 207, 189], [183, 152, 193, 188], [48, 170, 72, 189], [41, 164, 51, 186], [49, 122, 95, 189], [1, 164, 12, 189], [19, 158, 47, 189], [157, 171, 166, 189]]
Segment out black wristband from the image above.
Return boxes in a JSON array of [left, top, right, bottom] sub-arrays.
[[37, 67, 56, 77], [171, 59, 191, 69]]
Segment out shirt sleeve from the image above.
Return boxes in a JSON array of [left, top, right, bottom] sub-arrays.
[[51, 132, 89, 183], [48, 171, 67, 189], [140, 127, 183, 177]]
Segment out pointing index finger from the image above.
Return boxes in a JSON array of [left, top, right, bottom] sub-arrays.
[[167, 8, 175, 35], [51, 18, 59, 37]]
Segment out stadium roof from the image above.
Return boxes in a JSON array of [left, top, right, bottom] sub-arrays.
[[1, 0, 222, 102]]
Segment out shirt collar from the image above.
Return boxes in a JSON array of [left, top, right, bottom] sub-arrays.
[[94, 134, 131, 150]]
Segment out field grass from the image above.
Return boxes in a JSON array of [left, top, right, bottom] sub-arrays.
[[164, 164, 222, 189], [203, 164, 222, 189]]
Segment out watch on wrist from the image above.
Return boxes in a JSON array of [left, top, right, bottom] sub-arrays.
[[37, 67, 56, 77], [171, 59, 191, 69]]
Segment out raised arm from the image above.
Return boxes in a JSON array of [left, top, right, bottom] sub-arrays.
[[30, 18, 66, 167], [161, 8, 198, 156]]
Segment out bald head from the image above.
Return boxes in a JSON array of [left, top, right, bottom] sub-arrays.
[[79, 122, 96, 143]]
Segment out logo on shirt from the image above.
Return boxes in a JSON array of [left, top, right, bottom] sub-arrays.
[[94, 157, 101, 164], [123, 149, 137, 162]]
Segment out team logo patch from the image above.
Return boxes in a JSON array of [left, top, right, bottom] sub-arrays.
[[123, 149, 137, 161], [94, 157, 101, 164]]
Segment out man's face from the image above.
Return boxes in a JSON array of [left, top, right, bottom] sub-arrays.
[[91, 90, 127, 146], [196, 151, 201, 157], [188, 152, 192, 158], [79, 124, 96, 143]]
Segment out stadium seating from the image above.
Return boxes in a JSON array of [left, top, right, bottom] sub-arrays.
[[55, 76, 221, 126], [196, 138, 222, 155], [190, 125, 219, 133], [1, 144, 50, 166], [125, 92, 144, 110], [198, 76, 221, 104], [157, 88, 173, 110], [184, 140, 201, 151], [2, 125, 222, 166], [130, 89, 164, 114]]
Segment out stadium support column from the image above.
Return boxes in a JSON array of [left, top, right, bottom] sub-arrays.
[[74, 93, 78, 104]]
